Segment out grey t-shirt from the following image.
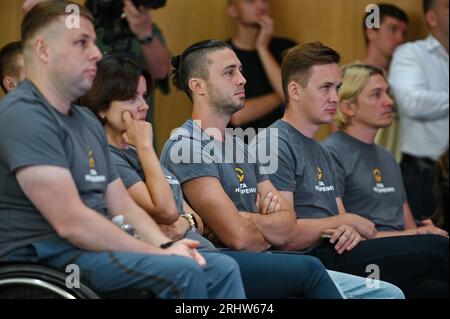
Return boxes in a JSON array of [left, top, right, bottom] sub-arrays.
[[253, 120, 340, 219], [0, 80, 119, 257], [160, 119, 268, 213], [109, 144, 216, 250], [109, 145, 185, 214], [322, 131, 407, 231]]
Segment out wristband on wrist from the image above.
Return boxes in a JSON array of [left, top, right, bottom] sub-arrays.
[[138, 31, 154, 44], [160, 241, 175, 249]]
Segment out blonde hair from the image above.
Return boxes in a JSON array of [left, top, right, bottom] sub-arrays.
[[335, 62, 386, 129]]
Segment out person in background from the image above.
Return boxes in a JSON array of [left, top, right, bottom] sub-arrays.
[[362, 3, 409, 161], [0, 41, 25, 94], [227, 0, 296, 133], [389, 0, 449, 222], [24, 0, 171, 128], [362, 3, 408, 73]]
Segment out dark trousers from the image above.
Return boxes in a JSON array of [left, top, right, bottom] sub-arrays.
[[222, 251, 342, 299], [401, 154, 437, 221], [309, 235, 449, 299]]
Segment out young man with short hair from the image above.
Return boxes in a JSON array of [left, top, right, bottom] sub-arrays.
[[389, 0, 449, 221]]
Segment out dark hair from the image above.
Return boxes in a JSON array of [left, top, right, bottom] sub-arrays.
[[171, 39, 232, 101], [81, 54, 153, 124], [22, 1, 93, 47], [363, 3, 409, 44], [423, 0, 437, 13], [0, 41, 23, 93], [282, 42, 341, 103]]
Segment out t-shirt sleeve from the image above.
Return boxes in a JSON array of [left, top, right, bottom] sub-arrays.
[[268, 137, 297, 192], [0, 105, 69, 173], [109, 149, 142, 189], [163, 138, 221, 185], [249, 134, 271, 184], [104, 141, 120, 185], [393, 156, 408, 203], [323, 144, 346, 199], [255, 160, 270, 184]]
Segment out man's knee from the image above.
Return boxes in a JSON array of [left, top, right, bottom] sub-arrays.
[[378, 281, 405, 299], [135, 255, 207, 299], [413, 235, 449, 258], [298, 255, 327, 273], [204, 252, 241, 277]]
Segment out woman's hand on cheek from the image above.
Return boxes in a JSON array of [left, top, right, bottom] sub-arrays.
[[122, 111, 153, 149]]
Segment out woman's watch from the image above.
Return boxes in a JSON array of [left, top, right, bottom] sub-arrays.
[[182, 214, 198, 232], [138, 31, 154, 44]]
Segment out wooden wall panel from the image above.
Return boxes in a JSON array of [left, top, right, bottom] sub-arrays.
[[267, 0, 427, 140], [0, 0, 428, 150]]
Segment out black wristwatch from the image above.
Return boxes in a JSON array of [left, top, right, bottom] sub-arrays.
[[138, 31, 154, 45]]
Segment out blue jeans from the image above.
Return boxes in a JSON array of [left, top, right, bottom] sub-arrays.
[[327, 270, 404, 299], [6, 237, 246, 299], [222, 251, 343, 299]]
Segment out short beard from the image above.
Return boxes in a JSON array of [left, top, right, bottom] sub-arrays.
[[214, 101, 244, 117], [207, 83, 244, 116]]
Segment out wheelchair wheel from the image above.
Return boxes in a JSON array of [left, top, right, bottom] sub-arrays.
[[0, 263, 99, 299]]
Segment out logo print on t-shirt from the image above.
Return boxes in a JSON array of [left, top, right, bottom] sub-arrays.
[[372, 168, 395, 194], [234, 167, 257, 195], [373, 169, 382, 183], [314, 165, 334, 193], [84, 149, 106, 183], [317, 166, 323, 181], [166, 176, 180, 186], [236, 168, 245, 183], [88, 150, 95, 169]]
